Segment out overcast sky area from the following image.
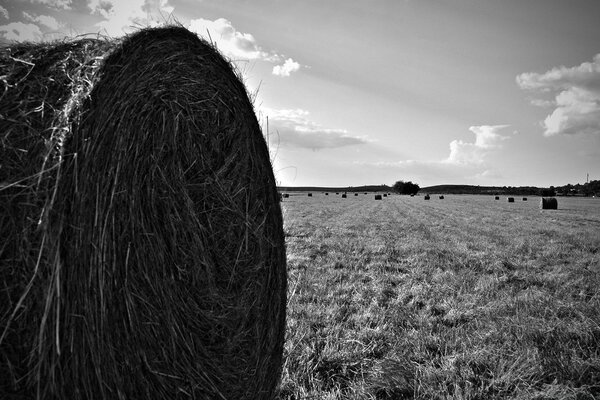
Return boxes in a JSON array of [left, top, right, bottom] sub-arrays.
[[1, 0, 599, 187]]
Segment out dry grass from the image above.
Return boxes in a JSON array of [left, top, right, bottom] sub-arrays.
[[278, 194, 600, 399], [1, 26, 285, 399]]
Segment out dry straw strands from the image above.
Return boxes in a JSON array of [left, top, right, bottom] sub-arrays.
[[540, 197, 558, 210], [0, 26, 286, 399]]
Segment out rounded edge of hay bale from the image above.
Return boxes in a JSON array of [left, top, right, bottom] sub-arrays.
[[0, 25, 286, 400]]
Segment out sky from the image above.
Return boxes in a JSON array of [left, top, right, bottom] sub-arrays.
[[1, 0, 599, 188]]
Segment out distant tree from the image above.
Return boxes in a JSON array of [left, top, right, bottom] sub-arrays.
[[540, 187, 556, 196], [393, 180, 420, 195]]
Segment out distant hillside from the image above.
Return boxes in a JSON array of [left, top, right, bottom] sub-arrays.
[[419, 185, 539, 195], [278, 185, 392, 193]]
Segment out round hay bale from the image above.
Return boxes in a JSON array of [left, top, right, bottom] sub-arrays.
[[283, 193, 289, 198], [424, 195, 430, 200], [439, 195, 444, 199], [374, 194, 382, 200], [341, 193, 347, 198], [307, 192, 312, 197], [354, 193, 358, 196], [383, 193, 387, 197], [522, 197, 528, 201], [495, 196, 500, 200], [325, 192, 329, 195], [540, 197, 558, 210], [0, 26, 286, 399], [508, 197, 515, 202]]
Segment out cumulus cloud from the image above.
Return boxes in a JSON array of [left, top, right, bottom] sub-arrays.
[[517, 54, 600, 136], [445, 125, 511, 165], [263, 108, 368, 150], [0, 6, 9, 20], [188, 17, 277, 61], [0, 22, 43, 41], [272, 58, 300, 77]]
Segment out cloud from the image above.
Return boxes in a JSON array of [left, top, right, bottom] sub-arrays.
[[263, 108, 368, 150], [30, 0, 72, 9], [353, 125, 512, 185], [0, 22, 43, 42], [188, 17, 277, 61], [272, 58, 300, 77], [90, 0, 174, 36], [0, 6, 8, 20], [517, 54, 600, 136], [445, 125, 510, 165], [23, 12, 62, 30]]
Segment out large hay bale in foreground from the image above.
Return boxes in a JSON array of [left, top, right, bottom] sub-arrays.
[[540, 197, 558, 210], [0, 26, 286, 400]]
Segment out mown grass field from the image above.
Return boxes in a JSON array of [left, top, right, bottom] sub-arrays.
[[277, 193, 600, 399]]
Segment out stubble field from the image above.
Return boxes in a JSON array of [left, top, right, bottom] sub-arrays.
[[277, 193, 600, 399]]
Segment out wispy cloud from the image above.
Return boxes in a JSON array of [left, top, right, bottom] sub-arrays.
[[264, 108, 368, 150], [23, 12, 62, 30], [354, 125, 512, 184], [30, 0, 72, 9], [517, 54, 600, 136], [272, 58, 300, 77], [0, 5, 9, 20], [0, 22, 43, 41], [89, 0, 174, 36]]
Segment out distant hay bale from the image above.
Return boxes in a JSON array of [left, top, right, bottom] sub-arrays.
[[0, 26, 286, 399], [540, 197, 558, 210], [308, 193, 313, 197], [424, 195, 430, 200], [439, 195, 444, 199], [284, 193, 289, 198], [495, 196, 500, 200], [410, 194, 415, 197], [383, 193, 387, 197], [508, 197, 515, 202], [523, 197, 527, 201], [354, 193, 358, 196], [335, 192, 339, 195], [325, 192, 329, 195], [374, 194, 382, 200], [341, 193, 347, 198]]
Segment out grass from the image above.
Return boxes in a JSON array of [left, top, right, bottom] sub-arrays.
[[277, 194, 600, 399]]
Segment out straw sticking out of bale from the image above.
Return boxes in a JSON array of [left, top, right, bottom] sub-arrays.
[[540, 197, 558, 210], [0, 26, 286, 400]]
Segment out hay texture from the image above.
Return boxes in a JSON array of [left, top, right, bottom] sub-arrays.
[[540, 197, 558, 210], [0, 26, 286, 400]]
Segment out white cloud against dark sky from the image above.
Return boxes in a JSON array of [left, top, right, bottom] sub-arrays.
[[1, 0, 599, 187]]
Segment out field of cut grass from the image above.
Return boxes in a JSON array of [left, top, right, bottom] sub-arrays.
[[277, 193, 600, 399]]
